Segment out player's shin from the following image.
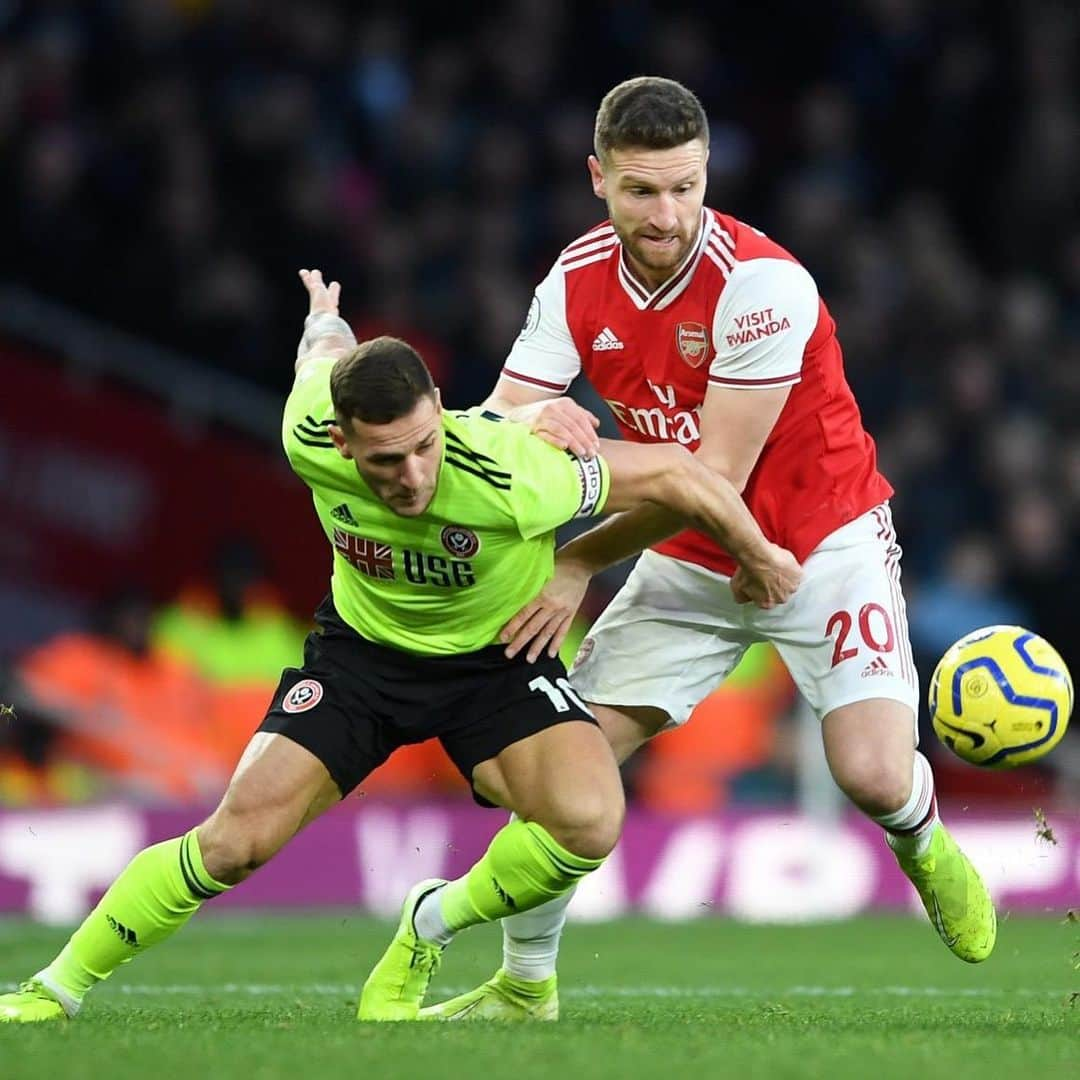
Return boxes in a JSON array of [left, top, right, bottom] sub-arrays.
[[876, 750, 938, 856], [36, 829, 230, 1014], [414, 820, 602, 945]]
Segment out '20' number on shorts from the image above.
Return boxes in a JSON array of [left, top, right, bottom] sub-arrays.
[[528, 675, 595, 717], [826, 603, 895, 667]]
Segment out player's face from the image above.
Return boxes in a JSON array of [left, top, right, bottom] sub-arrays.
[[588, 140, 708, 289], [331, 392, 443, 517]]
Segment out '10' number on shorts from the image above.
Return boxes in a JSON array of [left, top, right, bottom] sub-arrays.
[[528, 675, 596, 716]]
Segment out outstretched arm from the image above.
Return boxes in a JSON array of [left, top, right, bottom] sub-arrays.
[[500, 440, 801, 660], [560, 380, 792, 572], [595, 440, 798, 597], [294, 268, 356, 377]]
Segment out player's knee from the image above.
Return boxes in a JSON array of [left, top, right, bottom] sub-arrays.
[[542, 788, 625, 861], [834, 756, 912, 817], [196, 813, 286, 886]]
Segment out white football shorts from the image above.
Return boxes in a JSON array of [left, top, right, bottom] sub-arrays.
[[569, 502, 919, 727]]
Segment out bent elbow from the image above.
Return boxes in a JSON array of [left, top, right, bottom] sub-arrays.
[[692, 446, 750, 494]]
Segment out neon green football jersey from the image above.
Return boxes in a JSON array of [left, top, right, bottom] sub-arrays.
[[282, 357, 610, 655]]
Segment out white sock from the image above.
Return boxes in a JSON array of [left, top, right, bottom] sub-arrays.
[[878, 750, 939, 857], [412, 884, 454, 946], [501, 887, 573, 981]]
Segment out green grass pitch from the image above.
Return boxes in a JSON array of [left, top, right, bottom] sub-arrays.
[[1, 913, 1076, 1079]]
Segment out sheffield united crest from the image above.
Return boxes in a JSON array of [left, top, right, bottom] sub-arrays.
[[282, 679, 323, 714], [441, 525, 480, 558], [675, 322, 710, 368]]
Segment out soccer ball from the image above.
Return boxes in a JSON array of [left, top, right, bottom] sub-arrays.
[[929, 625, 1073, 768]]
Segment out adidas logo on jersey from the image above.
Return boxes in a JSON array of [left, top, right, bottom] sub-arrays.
[[592, 327, 624, 351], [861, 656, 892, 678], [330, 503, 359, 526]]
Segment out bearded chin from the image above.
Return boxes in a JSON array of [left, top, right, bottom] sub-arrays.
[[634, 238, 685, 269]]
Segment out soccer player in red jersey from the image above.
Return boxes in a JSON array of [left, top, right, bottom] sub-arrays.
[[423, 76, 995, 1022]]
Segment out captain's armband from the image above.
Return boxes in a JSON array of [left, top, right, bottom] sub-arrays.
[[571, 453, 606, 517]]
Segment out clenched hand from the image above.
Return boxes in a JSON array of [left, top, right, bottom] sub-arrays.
[[730, 543, 803, 608]]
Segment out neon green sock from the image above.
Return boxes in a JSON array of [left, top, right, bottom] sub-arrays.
[[39, 830, 229, 1007], [439, 820, 603, 933]]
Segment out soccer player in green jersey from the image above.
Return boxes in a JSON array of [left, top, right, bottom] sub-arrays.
[[0, 269, 800, 1024]]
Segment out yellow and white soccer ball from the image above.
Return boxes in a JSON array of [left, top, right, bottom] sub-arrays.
[[929, 625, 1073, 768]]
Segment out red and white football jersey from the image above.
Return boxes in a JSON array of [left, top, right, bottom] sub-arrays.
[[502, 208, 893, 576]]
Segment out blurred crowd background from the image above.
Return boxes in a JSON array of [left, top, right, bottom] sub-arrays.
[[1, 0, 1078, 811]]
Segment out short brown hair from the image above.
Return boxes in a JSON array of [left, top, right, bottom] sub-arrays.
[[330, 336, 436, 425], [594, 76, 709, 161]]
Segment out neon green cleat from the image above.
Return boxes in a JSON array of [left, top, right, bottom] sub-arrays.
[[419, 968, 558, 1021], [357, 878, 447, 1021], [894, 824, 996, 963], [0, 980, 70, 1023]]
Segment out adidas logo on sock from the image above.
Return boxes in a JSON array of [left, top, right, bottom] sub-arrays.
[[491, 875, 517, 909], [330, 503, 358, 526], [861, 656, 891, 678], [106, 914, 139, 947], [592, 327, 624, 351]]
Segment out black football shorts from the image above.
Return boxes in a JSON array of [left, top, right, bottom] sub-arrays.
[[259, 594, 598, 805]]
